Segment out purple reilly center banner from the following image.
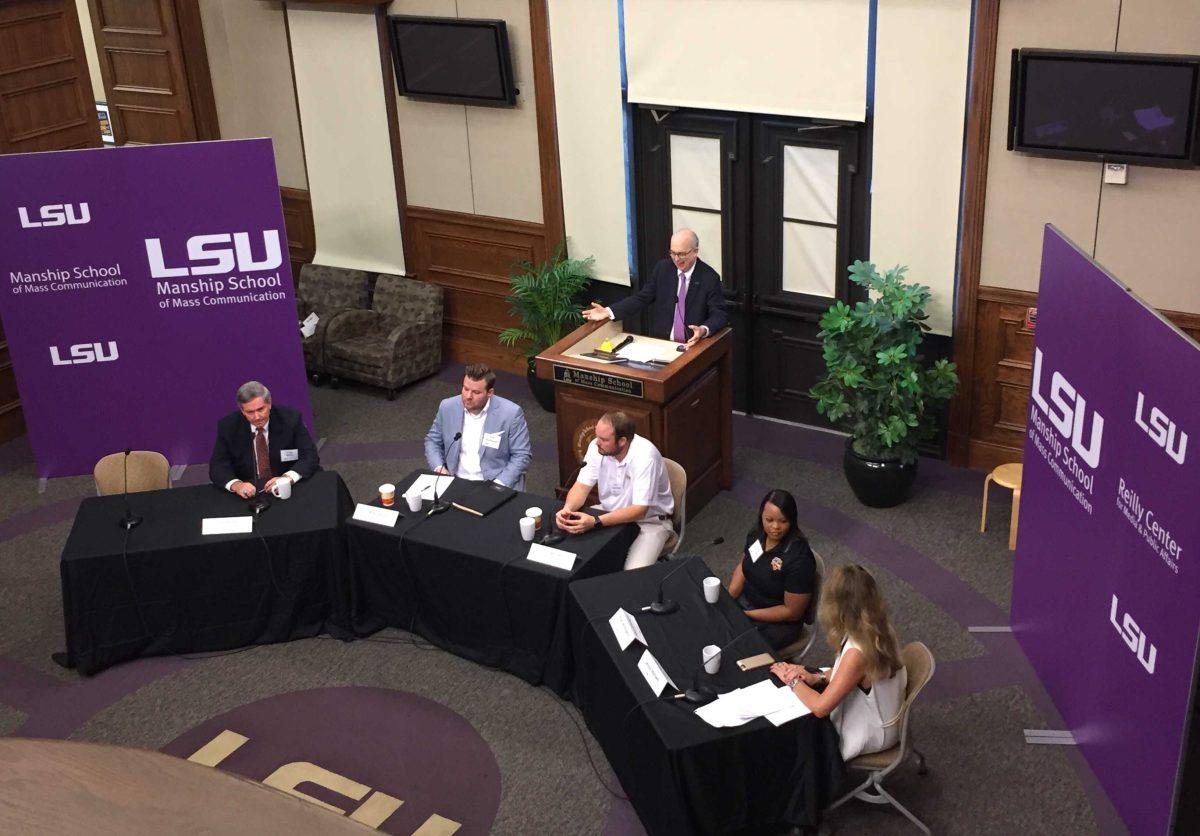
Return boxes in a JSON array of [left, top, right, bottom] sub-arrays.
[[1012, 226, 1200, 834], [0, 139, 313, 478]]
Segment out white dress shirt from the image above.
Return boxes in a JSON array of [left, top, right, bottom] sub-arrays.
[[578, 434, 674, 521], [224, 419, 302, 492], [455, 398, 490, 481]]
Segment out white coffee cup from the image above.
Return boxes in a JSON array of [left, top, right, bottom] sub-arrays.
[[525, 506, 543, 529], [519, 516, 536, 542], [379, 483, 396, 507], [405, 491, 423, 512], [703, 576, 721, 604], [270, 479, 292, 500], [702, 645, 721, 675]]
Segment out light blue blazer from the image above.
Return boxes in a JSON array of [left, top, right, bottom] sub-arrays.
[[423, 394, 532, 489]]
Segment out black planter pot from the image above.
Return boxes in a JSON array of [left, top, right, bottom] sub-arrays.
[[842, 438, 918, 508], [526, 359, 556, 413]]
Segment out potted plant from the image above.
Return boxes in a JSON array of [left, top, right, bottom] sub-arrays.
[[810, 261, 959, 507], [499, 251, 594, 412]]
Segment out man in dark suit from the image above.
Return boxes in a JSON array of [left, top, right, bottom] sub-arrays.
[[582, 228, 728, 348], [209, 380, 320, 499]]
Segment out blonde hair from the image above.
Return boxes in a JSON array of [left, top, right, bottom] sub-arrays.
[[818, 564, 903, 681]]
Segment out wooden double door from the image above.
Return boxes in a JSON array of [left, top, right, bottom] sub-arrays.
[[634, 108, 869, 425]]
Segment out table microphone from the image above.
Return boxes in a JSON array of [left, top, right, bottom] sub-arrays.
[[428, 432, 462, 516], [118, 448, 142, 531], [541, 458, 587, 546], [641, 537, 724, 615], [674, 624, 760, 705]]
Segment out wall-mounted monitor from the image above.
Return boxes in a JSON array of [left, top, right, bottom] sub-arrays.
[[1008, 48, 1200, 168], [387, 15, 517, 107]]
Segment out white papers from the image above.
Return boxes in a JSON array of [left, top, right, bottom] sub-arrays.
[[637, 649, 676, 696], [693, 680, 808, 728], [747, 540, 764, 562], [526, 543, 577, 572], [618, 342, 664, 364], [406, 473, 454, 501], [202, 516, 252, 535], [352, 503, 400, 528], [609, 607, 647, 650], [766, 690, 812, 727], [300, 312, 318, 338]]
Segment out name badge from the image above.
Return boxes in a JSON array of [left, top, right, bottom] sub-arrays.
[[482, 431, 503, 450], [280, 448, 299, 462], [748, 540, 764, 563]]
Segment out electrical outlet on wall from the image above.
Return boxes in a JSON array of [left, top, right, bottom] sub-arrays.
[[1104, 163, 1128, 185]]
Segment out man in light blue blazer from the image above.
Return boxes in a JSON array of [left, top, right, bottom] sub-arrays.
[[424, 363, 532, 489]]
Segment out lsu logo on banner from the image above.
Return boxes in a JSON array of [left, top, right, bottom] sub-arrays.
[[1031, 347, 1104, 469], [1135, 392, 1188, 465], [144, 230, 282, 278], [18, 203, 90, 228], [1110, 594, 1157, 674], [49, 341, 119, 366]]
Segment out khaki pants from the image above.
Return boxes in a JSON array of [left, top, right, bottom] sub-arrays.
[[623, 517, 674, 570]]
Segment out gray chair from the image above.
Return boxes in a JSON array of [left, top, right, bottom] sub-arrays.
[[777, 549, 826, 661], [296, 264, 371, 378], [827, 641, 935, 834], [323, 273, 443, 399]]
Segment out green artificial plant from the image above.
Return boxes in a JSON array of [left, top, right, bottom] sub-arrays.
[[810, 261, 959, 465], [498, 251, 593, 359]]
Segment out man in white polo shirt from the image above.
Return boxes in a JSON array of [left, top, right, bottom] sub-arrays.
[[555, 411, 675, 570]]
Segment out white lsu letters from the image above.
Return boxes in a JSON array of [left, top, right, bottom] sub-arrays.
[[144, 230, 283, 278]]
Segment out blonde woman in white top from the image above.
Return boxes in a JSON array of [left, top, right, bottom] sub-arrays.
[[771, 564, 907, 761]]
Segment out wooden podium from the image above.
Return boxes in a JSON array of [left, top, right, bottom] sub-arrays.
[[535, 320, 733, 518]]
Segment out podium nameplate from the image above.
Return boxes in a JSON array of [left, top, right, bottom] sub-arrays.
[[553, 364, 644, 399]]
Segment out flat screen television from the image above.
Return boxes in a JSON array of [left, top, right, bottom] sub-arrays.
[[387, 15, 517, 107], [1008, 48, 1200, 167]]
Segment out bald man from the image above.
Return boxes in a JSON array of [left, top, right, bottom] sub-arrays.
[[582, 229, 728, 349]]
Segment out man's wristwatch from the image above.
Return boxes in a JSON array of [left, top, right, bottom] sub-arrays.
[[591, 511, 604, 528]]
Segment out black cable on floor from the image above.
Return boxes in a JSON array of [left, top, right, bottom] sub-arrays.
[[537, 685, 629, 801]]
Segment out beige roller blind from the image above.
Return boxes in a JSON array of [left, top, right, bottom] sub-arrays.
[[624, 0, 869, 121], [288, 3, 406, 275], [548, 0, 630, 285]]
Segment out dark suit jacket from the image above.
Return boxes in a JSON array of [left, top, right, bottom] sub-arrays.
[[608, 257, 729, 340], [208, 404, 320, 488]]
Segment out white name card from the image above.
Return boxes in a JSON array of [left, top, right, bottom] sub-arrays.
[[609, 607, 647, 651], [748, 540, 764, 562], [526, 543, 577, 572], [352, 503, 400, 528], [637, 649, 676, 696], [202, 516, 253, 536]]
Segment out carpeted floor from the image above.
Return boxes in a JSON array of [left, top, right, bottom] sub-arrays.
[[0, 365, 1121, 834]]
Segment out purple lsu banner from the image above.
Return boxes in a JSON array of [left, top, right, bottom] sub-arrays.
[[1012, 226, 1199, 834], [0, 139, 312, 478]]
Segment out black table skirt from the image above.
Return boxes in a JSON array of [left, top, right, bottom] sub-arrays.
[[347, 470, 635, 695], [60, 470, 354, 675], [568, 556, 847, 835]]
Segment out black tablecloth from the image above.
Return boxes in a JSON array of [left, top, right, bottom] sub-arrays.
[[60, 470, 354, 675], [347, 470, 635, 694], [568, 556, 847, 835]]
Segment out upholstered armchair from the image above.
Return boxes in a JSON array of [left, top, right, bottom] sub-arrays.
[[323, 273, 443, 399], [296, 264, 371, 379]]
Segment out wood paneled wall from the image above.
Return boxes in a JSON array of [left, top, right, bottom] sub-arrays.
[[405, 207, 549, 374], [0, 319, 23, 444], [280, 187, 315, 289], [967, 286, 1200, 471]]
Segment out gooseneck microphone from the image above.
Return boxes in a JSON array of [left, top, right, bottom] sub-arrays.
[[641, 537, 725, 615], [541, 458, 588, 546], [428, 432, 462, 516], [118, 448, 142, 530]]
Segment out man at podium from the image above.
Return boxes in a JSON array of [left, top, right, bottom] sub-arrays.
[[554, 411, 675, 570], [581, 228, 728, 348]]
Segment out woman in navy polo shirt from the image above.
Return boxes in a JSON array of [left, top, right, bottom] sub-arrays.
[[727, 489, 816, 649]]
